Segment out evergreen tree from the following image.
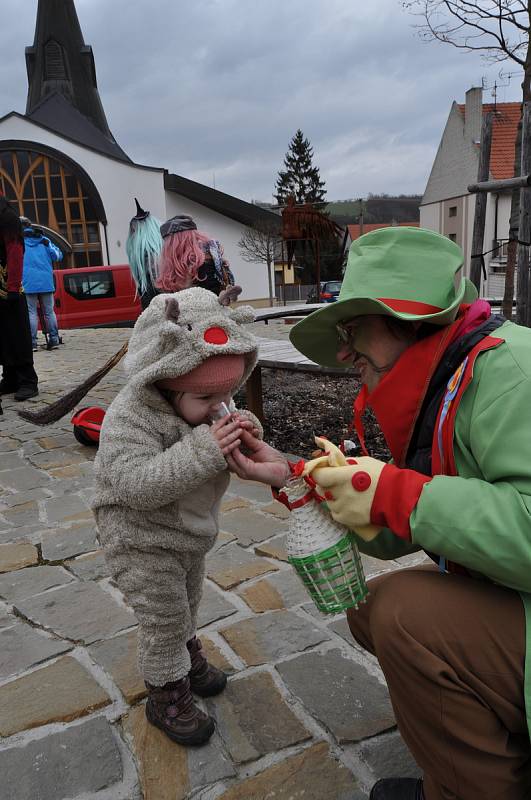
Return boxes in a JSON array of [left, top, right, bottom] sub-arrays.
[[275, 129, 326, 205]]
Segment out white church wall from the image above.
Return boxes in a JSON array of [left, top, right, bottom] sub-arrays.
[[164, 192, 270, 306], [0, 115, 166, 265]]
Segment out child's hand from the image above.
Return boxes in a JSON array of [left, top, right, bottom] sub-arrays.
[[210, 415, 244, 455]]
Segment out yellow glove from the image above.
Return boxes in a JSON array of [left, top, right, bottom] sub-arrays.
[[303, 438, 382, 542]]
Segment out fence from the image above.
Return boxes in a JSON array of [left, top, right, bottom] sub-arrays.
[[274, 283, 315, 304]]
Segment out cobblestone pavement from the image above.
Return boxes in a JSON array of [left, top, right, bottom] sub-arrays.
[[0, 325, 424, 800]]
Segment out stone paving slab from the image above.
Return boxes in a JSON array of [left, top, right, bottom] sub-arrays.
[[0, 542, 38, 572], [0, 564, 74, 602], [0, 466, 51, 491], [207, 670, 310, 763], [220, 610, 329, 666], [89, 629, 145, 704], [0, 716, 124, 800], [237, 569, 309, 612], [220, 507, 288, 546], [0, 622, 72, 681], [14, 580, 136, 643], [40, 523, 98, 561], [197, 581, 239, 628], [359, 729, 421, 781], [0, 656, 111, 735], [254, 533, 288, 562], [123, 704, 235, 800], [277, 649, 396, 743], [206, 543, 279, 589], [218, 741, 365, 800], [64, 549, 108, 580]]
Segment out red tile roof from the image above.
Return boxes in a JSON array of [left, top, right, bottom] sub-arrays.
[[457, 102, 520, 180], [347, 221, 419, 240]]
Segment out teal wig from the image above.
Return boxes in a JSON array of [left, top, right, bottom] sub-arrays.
[[126, 211, 163, 295]]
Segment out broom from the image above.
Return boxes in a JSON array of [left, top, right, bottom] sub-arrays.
[[17, 342, 129, 425]]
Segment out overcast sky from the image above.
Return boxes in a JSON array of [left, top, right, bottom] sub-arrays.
[[0, 0, 522, 203]]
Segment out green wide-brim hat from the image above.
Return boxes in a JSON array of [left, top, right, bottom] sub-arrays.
[[290, 226, 478, 368]]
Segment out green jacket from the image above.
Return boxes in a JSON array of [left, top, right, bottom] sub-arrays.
[[357, 320, 531, 740]]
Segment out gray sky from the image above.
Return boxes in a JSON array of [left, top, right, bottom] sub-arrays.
[[0, 0, 522, 203]]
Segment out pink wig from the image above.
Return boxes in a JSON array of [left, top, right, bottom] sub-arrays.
[[156, 229, 213, 291]]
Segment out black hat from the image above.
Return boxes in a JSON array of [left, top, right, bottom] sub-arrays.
[[133, 198, 150, 221], [160, 215, 197, 238]]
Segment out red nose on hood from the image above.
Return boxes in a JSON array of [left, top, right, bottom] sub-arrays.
[[204, 326, 228, 345]]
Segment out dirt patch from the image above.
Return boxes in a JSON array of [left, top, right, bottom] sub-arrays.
[[236, 370, 389, 461]]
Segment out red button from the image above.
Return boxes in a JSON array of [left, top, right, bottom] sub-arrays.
[[351, 471, 371, 492], [204, 326, 228, 345], [346, 458, 357, 465], [324, 490, 335, 501]]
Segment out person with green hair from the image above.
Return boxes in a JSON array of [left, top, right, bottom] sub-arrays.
[[125, 199, 163, 310], [226, 226, 531, 800]]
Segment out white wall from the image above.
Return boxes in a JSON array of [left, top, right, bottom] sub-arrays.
[[0, 115, 271, 304], [0, 115, 166, 265], [419, 202, 440, 232], [164, 192, 270, 304]]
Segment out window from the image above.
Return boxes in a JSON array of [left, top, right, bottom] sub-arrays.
[[448, 233, 457, 243], [449, 206, 457, 217], [64, 271, 115, 301], [0, 148, 103, 268]]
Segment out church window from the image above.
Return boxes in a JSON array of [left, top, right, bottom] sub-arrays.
[[0, 148, 103, 268], [44, 40, 68, 80]]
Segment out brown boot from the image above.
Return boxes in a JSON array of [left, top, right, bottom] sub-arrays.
[[145, 676, 215, 746], [187, 636, 227, 697]]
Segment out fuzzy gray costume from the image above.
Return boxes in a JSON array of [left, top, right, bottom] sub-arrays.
[[92, 287, 259, 684]]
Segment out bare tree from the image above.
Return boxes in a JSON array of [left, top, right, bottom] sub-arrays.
[[238, 221, 282, 306], [403, 1, 531, 322]]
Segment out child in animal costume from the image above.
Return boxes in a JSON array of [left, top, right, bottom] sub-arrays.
[[92, 286, 260, 746]]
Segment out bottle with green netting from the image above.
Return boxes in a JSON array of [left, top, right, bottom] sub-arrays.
[[284, 474, 368, 615]]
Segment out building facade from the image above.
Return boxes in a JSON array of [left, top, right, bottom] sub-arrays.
[[0, 0, 279, 305], [420, 87, 520, 298]]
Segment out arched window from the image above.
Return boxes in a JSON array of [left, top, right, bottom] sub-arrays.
[[0, 147, 103, 268]]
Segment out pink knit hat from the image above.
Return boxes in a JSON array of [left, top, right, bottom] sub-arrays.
[[157, 354, 245, 394]]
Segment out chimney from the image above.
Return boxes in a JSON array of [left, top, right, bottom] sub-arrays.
[[464, 87, 483, 144]]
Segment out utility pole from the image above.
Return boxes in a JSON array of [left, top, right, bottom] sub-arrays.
[[470, 112, 493, 292], [517, 102, 531, 327]]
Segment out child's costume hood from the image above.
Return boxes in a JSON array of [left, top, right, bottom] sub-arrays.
[[123, 286, 258, 392]]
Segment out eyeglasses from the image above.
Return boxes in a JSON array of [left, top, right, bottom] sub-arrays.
[[336, 321, 360, 347]]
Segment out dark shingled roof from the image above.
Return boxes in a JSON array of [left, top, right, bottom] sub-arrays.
[[164, 173, 281, 229], [26, 92, 131, 163]]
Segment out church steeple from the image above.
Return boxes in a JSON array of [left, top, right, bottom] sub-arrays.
[[25, 0, 113, 139]]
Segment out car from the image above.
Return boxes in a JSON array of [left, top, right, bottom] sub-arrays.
[[306, 280, 342, 303], [53, 265, 142, 329]]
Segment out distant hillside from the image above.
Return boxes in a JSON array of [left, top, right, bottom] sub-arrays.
[[326, 195, 421, 226]]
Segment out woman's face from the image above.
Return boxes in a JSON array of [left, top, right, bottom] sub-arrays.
[[336, 315, 414, 392]]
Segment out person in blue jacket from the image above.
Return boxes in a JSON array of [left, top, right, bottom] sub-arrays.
[[21, 220, 63, 350]]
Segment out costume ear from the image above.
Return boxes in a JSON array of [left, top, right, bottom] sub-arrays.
[[218, 285, 242, 306], [229, 305, 255, 324], [164, 297, 180, 323]]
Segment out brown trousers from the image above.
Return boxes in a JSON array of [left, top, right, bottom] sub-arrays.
[[347, 566, 531, 800]]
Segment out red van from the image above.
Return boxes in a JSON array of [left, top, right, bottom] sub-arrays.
[[53, 265, 142, 329]]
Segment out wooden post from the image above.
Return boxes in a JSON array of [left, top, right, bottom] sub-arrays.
[[470, 112, 493, 292], [245, 366, 264, 422], [516, 102, 531, 327]]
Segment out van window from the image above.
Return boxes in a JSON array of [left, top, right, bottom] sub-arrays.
[[63, 271, 116, 301]]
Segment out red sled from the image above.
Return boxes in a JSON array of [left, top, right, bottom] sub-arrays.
[[71, 406, 106, 446]]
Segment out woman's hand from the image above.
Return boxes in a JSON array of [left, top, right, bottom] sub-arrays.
[[226, 429, 290, 488]]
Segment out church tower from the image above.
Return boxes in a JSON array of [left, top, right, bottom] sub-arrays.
[[25, 0, 123, 151]]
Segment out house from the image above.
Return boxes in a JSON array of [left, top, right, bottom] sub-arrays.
[[420, 87, 520, 298], [0, 0, 280, 306]]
